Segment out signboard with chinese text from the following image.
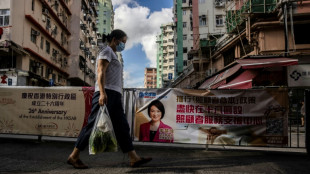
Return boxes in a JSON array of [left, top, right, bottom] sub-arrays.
[[134, 88, 289, 147], [0, 86, 94, 137]]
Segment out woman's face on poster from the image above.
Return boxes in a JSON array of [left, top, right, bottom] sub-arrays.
[[150, 105, 162, 122]]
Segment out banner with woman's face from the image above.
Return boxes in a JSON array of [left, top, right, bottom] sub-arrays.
[[134, 88, 289, 147]]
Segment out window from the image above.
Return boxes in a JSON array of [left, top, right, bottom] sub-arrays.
[[103, 28, 106, 33], [40, 37, 44, 49], [183, 34, 187, 40], [216, 15, 224, 26], [183, 10, 186, 15], [46, 40, 50, 54], [52, 25, 57, 35], [53, 0, 59, 12], [32, 0, 35, 11], [199, 0, 205, 3], [199, 15, 207, 26], [46, 17, 51, 30], [182, 0, 186, 3], [31, 29, 40, 44], [103, 20, 106, 24], [104, 3, 107, 7], [103, 11, 107, 16], [183, 47, 187, 53], [183, 60, 187, 66], [183, 22, 186, 28], [0, 9, 10, 26]]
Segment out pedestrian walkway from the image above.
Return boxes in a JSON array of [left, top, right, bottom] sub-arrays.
[[0, 137, 309, 174]]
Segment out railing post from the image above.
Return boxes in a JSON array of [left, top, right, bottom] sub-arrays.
[[38, 135, 42, 142], [305, 90, 310, 155]]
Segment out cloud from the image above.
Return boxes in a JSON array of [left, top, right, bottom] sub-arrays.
[[112, 0, 138, 7], [114, 4, 173, 68], [123, 68, 144, 88]]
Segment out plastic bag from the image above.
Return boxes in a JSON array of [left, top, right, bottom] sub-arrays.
[[89, 105, 118, 155]]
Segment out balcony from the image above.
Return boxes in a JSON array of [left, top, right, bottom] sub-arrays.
[[25, 15, 70, 56], [215, 0, 225, 8], [41, 1, 71, 35], [226, 0, 277, 33]]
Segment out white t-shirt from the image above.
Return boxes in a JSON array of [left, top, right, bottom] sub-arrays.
[[95, 45, 123, 94]]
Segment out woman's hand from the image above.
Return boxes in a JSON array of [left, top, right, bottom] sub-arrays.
[[99, 92, 107, 106]]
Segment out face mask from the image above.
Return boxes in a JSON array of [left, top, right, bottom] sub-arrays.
[[116, 42, 125, 52]]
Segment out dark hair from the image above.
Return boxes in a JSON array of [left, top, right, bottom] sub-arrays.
[[102, 29, 127, 43], [147, 100, 165, 119]]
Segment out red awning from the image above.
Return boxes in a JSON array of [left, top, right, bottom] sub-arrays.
[[198, 74, 219, 89], [209, 64, 241, 89], [211, 79, 226, 89], [237, 58, 298, 69], [218, 70, 258, 89]]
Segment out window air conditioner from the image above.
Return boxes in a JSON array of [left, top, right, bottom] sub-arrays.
[[42, 8, 49, 15], [31, 30, 40, 36]]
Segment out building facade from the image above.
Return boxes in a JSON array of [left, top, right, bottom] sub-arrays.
[[67, 0, 99, 86], [96, 0, 114, 45], [0, 0, 100, 87], [156, 23, 175, 88], [172, 0, 227, 88], [173, 0, 193, 77], [144, 67, 157, 88], [0, 0, 73, 86]]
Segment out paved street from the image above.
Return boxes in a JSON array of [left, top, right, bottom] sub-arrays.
[[0, 136, 309, 174]]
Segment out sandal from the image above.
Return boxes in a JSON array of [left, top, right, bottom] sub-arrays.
[[67, 158, 88, 169], [130, 157, 152, 167]]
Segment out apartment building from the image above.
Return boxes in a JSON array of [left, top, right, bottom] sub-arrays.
[[97, 0, 113, 35], [172, 0, 227, 88], [173, 0, 193, 76], [0, 0, 73, 86], [156, 23, 175, 88], [0, 0, 99, 87], [144, 67, 157, 88], [67, 0, 99, 86]]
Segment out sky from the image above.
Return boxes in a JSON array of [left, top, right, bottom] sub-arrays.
[[112, 0, 173, 88]]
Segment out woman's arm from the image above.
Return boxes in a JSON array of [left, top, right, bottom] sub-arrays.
[[97, 59, 109, 106]]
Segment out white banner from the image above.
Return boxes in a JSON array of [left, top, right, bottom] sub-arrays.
[[134, 88, 289, 147], [0, 86, 94, 137]]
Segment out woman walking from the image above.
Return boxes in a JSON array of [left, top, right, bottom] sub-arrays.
[[67, 29, 152, 169]]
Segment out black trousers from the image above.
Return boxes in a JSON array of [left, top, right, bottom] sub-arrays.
[[75, 89, 134, 153]]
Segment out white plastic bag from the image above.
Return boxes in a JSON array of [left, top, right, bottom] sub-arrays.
[[89, 105, 118, 155]]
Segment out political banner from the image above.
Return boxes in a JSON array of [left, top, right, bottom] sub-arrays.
[[0, 86, 94, 137], [134, 88, 288, 147]]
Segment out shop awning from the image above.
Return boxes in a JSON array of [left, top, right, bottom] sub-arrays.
[[199, 64, 241, 89], [211, 79, 227, 89], [218, 70, 258, 89], [209, 64, 241, 89], [198, 74, 219, 89], [237, 58, 298, 69]]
